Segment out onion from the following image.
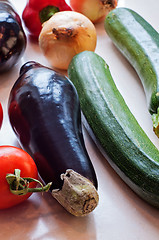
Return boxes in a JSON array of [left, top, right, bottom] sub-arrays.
[[69, 0, 118, 23], [39, 11, 97, 70]]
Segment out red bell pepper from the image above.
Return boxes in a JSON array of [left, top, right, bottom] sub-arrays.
[[22, 0, 72, 38]]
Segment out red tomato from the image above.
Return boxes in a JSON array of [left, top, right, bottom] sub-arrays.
[[0, 103, 3, 129], [0, 146, 38, 209]]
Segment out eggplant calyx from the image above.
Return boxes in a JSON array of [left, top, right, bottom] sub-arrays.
[[6, 169, 52, 195], [52, 169, 99, 217]]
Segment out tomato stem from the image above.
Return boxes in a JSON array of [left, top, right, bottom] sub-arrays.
[[6, 169, 52, 196]]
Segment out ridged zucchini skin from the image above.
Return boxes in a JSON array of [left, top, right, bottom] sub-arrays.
[[104, 7, 159, 136], [68, 51, 159, 208]]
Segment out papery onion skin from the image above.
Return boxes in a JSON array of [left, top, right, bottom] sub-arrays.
[[39, 11, 97, 70], [69, 0, 118, 23]]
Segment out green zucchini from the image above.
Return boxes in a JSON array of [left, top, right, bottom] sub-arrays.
[[104, 7, 159, 137], [68, 50, 159, 208]]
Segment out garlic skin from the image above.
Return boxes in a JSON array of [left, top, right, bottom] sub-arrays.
[[39, 11, 97, 70]]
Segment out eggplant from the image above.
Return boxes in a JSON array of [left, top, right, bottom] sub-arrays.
[[8, 61, 99, 216], [0, 0, 26, 72]]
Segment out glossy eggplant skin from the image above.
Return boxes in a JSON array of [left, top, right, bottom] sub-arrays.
[[0, 1, 26, 72], [8, 61, 98, 190]]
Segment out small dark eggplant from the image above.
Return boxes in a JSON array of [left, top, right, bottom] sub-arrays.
[[0, 0, 26, 72], [8, 61, 99, 216]]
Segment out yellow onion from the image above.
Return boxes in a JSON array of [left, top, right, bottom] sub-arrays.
[[39, 11, 97, 70], [69, 0, 118, 23]]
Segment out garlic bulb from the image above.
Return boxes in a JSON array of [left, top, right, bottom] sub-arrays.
[[39, 11, 97, 70]]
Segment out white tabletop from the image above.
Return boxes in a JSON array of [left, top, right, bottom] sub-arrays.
[[0, 0, 159, 239]]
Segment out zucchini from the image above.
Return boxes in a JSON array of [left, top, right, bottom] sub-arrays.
[[68, 50, 159, 208], [104, 7, 159, 137]]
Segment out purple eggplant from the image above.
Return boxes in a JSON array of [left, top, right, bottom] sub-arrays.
[[0, 0, 26, 72], [8, 61, 99, 216]]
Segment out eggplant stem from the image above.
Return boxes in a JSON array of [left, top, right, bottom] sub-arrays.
[[52, 169, 99, 217], [6, 169, 52, 196]]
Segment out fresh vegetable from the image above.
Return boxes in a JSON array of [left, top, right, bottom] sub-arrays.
[[69, 0, 117, 23], [0, 145, 51, 210], [104, 7, 159, 137], [0, 0, 26, 72], [22, 0, 72, 38], [68, 51, 159, 208], [8, 61, 99, 216], [39, 11, 97, 70], [0, 103, 3, 129]]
